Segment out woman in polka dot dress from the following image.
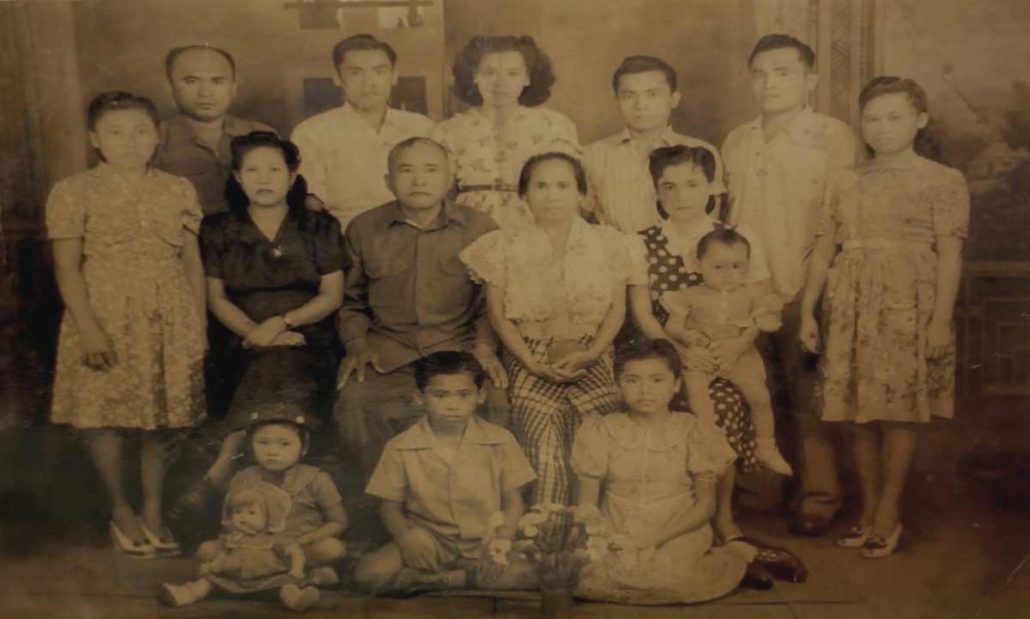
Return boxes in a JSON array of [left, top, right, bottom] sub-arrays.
[[627, 145, 773, 544]]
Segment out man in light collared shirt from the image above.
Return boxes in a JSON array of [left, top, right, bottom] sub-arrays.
[[722, 34, 857, 536], [155, 45, 274, 215], [583, 56, 725, 234], [292, 34, 434, 230]]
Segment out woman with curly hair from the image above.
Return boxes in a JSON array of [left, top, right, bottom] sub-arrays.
[[432, 35, 580, 230]]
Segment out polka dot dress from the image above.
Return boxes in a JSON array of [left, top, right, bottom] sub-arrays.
[[640, 225, 758, 473]]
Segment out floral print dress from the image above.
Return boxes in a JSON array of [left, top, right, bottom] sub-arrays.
[[432, 105, 580, 230], [818, 155, 970, 423], [46, 165, 206, 429], [572, 413, 756, 604]]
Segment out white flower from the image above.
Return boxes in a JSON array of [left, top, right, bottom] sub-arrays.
[[523, 524, 539, 538], [488, 538, 512, 566]]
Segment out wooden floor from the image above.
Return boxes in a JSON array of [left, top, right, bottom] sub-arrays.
[[0, 402, 1028, 619]]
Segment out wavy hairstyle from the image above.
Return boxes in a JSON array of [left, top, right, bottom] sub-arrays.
[[451, 35, 556, 107], [224, 131, 309, 219], [859, 76, 943, 162], [648, 144, 720, 218]]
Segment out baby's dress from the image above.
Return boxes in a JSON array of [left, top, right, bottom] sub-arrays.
[[204, 531, 299, 594], [432, 105, 580, 230], [572, 413, 756, 604], [661, 285, 781, 348], [46, 165, 206, 429], [818, 156, 970, 423]]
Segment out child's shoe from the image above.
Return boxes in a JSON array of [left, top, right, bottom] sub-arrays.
[[755, 439, 794, 476], [836, 524, 871, 548], [280, 583, 320, 611], [860, 524, 902, 559], [159, 580, 210, 607]]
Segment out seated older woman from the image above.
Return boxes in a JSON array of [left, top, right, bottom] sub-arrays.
[[460, 152, 628, 506], [433, 35, 580, 230], [171, 132, 346, 520]]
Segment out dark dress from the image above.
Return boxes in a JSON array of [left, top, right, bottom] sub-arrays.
[[637, 224, 758, 472], [200, 209, 346, 426]]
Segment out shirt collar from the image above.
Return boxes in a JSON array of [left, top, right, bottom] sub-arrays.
[[385, 199, 467, 229], [340, 102, 401, 131], [394, 416, 502, 450], [233, 207, 300, 244], [659, 215, 718, 256], [617, 125, 678, 146], [746, 106, 817, 144], [864, 152, 923, 173]]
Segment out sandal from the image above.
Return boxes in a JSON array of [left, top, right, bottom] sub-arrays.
[[109, 520, 155, 559], [836, 524, 871, 548], [140, 521, 182, 556], [860, 524, 902, 559]]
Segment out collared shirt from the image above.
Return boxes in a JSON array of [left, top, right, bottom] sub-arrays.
[[291, 104, 434, 230], [721, 107, 856, 299], [366, 416, 536, 551], [153, 114, 274, 216], [339, 200, 498, 372], [582, 127, 726, 234], [230, 464, 343, 535]]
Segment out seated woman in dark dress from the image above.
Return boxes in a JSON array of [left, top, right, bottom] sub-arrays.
[[172, 132, 345, 518], [627, 145, 805, 581]]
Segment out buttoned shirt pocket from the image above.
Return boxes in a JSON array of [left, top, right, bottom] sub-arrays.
[[364, 249, 412, 314]]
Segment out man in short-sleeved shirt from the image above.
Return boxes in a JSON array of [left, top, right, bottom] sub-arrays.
[[292, 34, 433, 229], [154, 45, 274, 215], [722, 34, 857, 534], [583, 56, 726, 234]]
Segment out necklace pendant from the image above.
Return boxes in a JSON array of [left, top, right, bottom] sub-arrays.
[[271, 246, 283, 259]]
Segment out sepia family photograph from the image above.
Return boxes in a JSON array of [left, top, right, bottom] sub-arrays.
[[0, 0, 1027, 617]]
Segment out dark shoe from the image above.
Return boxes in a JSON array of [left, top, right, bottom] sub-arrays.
[[788, 513, 832, 537], [740, 562, 775, 590], [726, 535, 808, 583], [167, 478, 219, 525]]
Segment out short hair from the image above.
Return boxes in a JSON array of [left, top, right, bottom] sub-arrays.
[[225, 131, 309, 219], [164, 44, 237, 80], [696, 227, 751, 260], [517, 152, 588, 198], [249, 420, 311, 453], [614, 338, 683, 380], [331, 33, 397, 69], [452, 35, 556, 107], [414, 351, 487, 391], [386, 136, 449, 174], [611, 55, 677, 93], [648, 145, 718, 218], [748, 34, 816, 70], [86, 91, 160, 131], [859, 76, 941, 161]]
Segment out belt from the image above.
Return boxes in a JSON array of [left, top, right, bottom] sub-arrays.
[[842, 238, 932, 251], [458, 183, 518, 193]]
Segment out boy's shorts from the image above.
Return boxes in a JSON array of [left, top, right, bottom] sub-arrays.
[[401, 522, 481, 573]]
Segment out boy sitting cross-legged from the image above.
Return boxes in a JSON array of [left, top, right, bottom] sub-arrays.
[[353, 351, 537, 594]]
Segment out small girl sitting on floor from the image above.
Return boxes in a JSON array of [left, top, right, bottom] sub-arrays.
[[661, 228, 792, 475], [215, 405, 348, 572], [160, 481, 322, 611]]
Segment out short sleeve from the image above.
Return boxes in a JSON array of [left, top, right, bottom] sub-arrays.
[[199, 218, 226, 279], [365, 441, 406, 502], [686, 417, 736, 478], [311, 470, 344, 510], [659, 288, 693, 317], [547, 111, 582, 158], [570, 416, 609, 479], [626, 233, 650, 286], [598, 226, 632, 285], [749, 288, 784, 332], [458, 229, 508, 287], [45, 178, 85, 240], [498, 432, 536, 492], [179, 178, 203, 235], [310, 213, 346, 275], [816, 170, 851, 241], [929, 168, 971, 239]]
